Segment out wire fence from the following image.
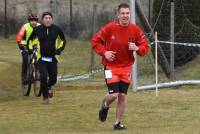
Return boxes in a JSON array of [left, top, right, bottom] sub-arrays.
[[0, 0, 199, 89], [140, 0, 200, 87]]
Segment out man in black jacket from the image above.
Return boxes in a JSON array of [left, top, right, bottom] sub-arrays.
[[29, 12, 66, 104]]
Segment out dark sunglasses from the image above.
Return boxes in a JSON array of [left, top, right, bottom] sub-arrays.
[[29, 18, 38, 21]]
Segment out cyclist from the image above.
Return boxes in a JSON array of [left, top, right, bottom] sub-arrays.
[[29, 12, 66, 104], [16, 13, 40, 86]]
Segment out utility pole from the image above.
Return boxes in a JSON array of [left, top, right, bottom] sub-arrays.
[[4, 0, 8, 38], [69, 0, 73, 37], [170, 0, 175, 80], [89, 4, 97, 79], [50, 0, 59, 25], [148, 0, 152, 25], [130, 0, 137, 92]]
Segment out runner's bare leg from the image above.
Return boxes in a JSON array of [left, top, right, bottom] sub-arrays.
[[115, 93, 127, 123]]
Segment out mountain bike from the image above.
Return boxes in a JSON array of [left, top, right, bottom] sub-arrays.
[[21, 48, 41, 96]]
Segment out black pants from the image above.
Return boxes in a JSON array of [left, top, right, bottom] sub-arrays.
[[39, 60, 58, 98], [21, 50, 29, 84]]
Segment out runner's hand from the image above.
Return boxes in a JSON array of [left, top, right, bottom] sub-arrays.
[[128, 42, 139, 51], [104, 51, 117, 62]]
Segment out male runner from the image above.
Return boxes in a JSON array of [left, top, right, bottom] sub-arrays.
[[91, 3, 149, 130], [29, 12, 66, 104]]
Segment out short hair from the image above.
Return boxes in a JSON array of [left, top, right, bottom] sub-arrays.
[[118, 3, 130, 11], [42, 12, 53, 19]]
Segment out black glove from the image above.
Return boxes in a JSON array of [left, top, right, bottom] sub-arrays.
[[18, 43, 24, 50], [28, 49, 33, 55], [55, 49, 62, 55]]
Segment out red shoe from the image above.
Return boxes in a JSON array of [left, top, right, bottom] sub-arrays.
[[48, 89, 53, 98]]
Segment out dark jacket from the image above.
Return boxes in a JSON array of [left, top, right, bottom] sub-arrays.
[[29, 24, 66, 62]]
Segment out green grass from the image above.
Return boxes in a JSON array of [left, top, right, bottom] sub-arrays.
[[0, 39, 200, 134], [1, 86, 200, 134]]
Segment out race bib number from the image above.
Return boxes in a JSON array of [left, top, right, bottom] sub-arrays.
[[41, 57, 53, 62], [105, 70, 112, 79]]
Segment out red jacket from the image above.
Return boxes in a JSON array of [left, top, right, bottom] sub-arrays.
[[91, 21, 149, 67]]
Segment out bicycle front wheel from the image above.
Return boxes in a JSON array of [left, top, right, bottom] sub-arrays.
[[22, 67, 32, 96], [33, 65, 41, 97], [21, 83, 31, 96]]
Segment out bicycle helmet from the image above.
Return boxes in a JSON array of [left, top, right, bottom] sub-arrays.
[[28, 13, 39, 21]]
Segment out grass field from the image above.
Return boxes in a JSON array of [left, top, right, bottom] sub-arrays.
[[0, 39, 200, 134]]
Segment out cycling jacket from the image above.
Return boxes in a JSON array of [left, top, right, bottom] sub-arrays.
[[28, 24, 66, 62], [16, 22, 40, 45]]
